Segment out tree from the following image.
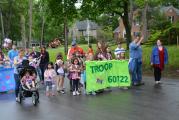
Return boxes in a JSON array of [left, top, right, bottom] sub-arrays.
[[80, 0, 132, 49], [48, 0, 78, 54]]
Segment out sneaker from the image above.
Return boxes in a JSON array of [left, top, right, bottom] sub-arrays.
[[16, 97, 19, 102], [73, 91, 76, 96], [158, 81, 162, 84], [46, 92, 50, 96], [59, 90, 65, 94], [155, 81, 159, 84], [76, 91, 80, 95]]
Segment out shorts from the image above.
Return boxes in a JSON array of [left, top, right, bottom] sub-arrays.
[[45, 81, 53, 86], [58, 73, 65, 77]]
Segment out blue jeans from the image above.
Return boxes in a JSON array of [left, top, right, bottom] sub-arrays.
[[14, 74, 20, 97], [131, 59, 142, 84], [36, 67, 42, 81]]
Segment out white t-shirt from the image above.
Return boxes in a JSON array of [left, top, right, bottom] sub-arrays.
[[57, 67, 64, 74]]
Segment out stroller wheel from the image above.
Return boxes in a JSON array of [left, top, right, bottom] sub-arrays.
[[32, 93, 38, 106]]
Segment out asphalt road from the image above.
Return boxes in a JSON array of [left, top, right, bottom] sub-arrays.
[[0, 76, 179, 120]]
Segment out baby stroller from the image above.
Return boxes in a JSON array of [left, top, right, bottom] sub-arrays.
[[17, 59, 39, 106]]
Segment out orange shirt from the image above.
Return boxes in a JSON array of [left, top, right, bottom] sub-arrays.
[[67, 46, 85, 59], [87, 48, 94, 55]]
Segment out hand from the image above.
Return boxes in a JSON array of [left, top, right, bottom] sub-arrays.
[[151, 63, 153, 66]]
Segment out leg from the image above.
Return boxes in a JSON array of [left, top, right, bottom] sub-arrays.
[[136, 61, 142, 83], [59, 75, 64, 90], [14, 74, 20, 98], [75, 79, 79, 91], [131, 59, 137, 85], [154, 67, 159, 81], [158, 68, 162, 81], [56, 76, 60, 91], [40, 64, 45, 82], [70, 80, 73, 91], [36, 67, 42, 81]]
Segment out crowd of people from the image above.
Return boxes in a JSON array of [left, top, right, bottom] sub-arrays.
[[0, 34, 169, 101]]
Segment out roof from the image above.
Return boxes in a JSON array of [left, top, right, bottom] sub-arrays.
[[113, 27, 120, 33], [75, 20, 99, 31], [160, 5, 179, 16]]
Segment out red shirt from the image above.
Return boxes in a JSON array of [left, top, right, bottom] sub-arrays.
[[154, 48, 164, 70]]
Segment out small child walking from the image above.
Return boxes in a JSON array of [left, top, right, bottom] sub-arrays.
[[70, 58, 81, 96], [44, 62, 57, 96], [55, 53, 65, 94]]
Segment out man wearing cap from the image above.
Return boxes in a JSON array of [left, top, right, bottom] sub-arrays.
[[129, 34, 144, 86], [67, 40, 85, 60]]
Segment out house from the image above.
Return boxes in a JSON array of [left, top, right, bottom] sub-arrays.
[[115, 6, 179, 42], [70, 20, 99, 40], [160, 5, 179, 23]]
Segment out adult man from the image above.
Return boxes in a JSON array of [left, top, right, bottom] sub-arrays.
[[67, 40, 85, 60], [8, 45, 18, 67], [129, 35, 144, 86]]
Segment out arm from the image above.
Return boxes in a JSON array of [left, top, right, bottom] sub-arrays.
[[150, 47, 155, 65], [44, 70, 48, 79], [46, 52, 49, 63]]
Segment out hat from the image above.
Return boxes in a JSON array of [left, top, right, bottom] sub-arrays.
[[71, 40, 76, 46]]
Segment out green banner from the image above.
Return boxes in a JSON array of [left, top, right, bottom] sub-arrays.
[[86, 60, 131, 92]]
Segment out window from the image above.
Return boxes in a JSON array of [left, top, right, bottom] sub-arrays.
[[168, 16, 174, 23]]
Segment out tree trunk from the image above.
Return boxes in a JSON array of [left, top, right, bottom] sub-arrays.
[[6, 0, 13, 37], [0, 8, 5, 46], [20, 15, 26, 48], [64, 16, 68, 54], [28, 0, 33, 48], [121, 1, 131, 50], [41, 16, 45, 46], [142, 3, 148, 41], [129, 0, 134, 27]]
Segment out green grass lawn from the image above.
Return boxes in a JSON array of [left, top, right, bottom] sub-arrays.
[[47, 44, 179, 77]]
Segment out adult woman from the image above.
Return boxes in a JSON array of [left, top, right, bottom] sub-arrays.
[[14, 48, 26, 102], [94, 41, 107, 61], [39, 46, 49, 83], [151, 39, 168, 84]]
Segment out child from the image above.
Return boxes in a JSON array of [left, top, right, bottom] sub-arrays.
[[55, 53, 65, 94], [87, 44, 94, 55], [44, 62, 57, 96], [116, 48, 126, 60], [70, 58, 81, 96], [106, 46, 113, 60], [21, 71, 35, 90]]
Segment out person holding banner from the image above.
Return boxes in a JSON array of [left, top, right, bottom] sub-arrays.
[[13, 49, 26, 102], [151, 39, 168, 84], [106, 46, 113, 60], [129, 34, 144, 86], [94, 41, 107, 61]]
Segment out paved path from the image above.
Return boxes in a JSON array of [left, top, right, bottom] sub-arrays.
[[0, 76, 179, 120]]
